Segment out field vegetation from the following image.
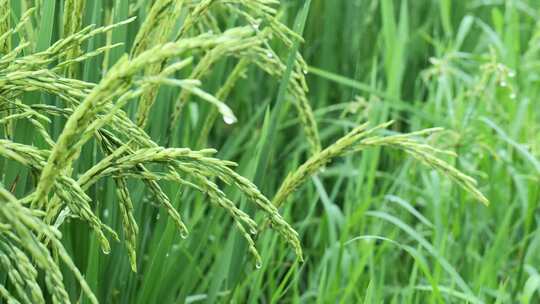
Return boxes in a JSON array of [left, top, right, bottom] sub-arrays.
[[0, 0, 539, 303]]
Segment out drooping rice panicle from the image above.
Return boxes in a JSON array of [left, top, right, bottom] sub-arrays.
[[272, 120, 489, 209], [0, 185, 98, 304], [61, 0, 86, 77], [0, 0, 10, 53], [131, 0, 186, 126], [0, 139, 118, 253]]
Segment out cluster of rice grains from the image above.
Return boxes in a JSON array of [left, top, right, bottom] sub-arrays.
[[0, 0, 487, 303]]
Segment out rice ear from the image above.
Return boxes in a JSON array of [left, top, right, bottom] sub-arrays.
[[271, 120, 489, 209]]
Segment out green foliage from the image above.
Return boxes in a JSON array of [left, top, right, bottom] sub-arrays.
[[0, 0, 538, 303]]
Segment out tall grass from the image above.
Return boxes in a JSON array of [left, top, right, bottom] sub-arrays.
[[0, 0, 538, 303]]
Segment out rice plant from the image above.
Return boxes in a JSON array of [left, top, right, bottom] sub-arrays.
[[1, 0, 538, 303]]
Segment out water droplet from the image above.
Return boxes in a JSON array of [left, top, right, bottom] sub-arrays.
[[255, 261, 262, 269], [510, 93, 517, 100], [266, 52, 273, 59], [180, 231, 189, 239], [500, 81, 507, 87], [250, 228, 258, 235], [103, 209, 109, 218], [251, 22, 260, 30], [508, 70, 516, 78], [156, 213, 160, 220], [165, 252, 170, 258], [302, 69, 308, 75], [223, 115, 237, 125]]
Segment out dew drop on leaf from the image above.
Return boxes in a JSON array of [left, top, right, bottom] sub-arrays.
[[223, 115, 237, 125], [180, 231, 189, 239]]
